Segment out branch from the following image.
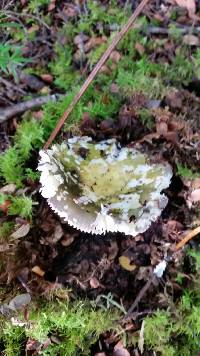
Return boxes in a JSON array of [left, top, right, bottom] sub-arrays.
[[44, 0, 151, 149], [0, 94, 62, 124]]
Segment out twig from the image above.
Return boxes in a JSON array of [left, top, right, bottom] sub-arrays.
[[0, 77, 26, 95], [0, 94, 62, 123], [145, 25, 200, 35], [124, 274, 156, 320], [44, 0, 150, 149], [176, 226, 200, 250], [4, 10, 50, 30]]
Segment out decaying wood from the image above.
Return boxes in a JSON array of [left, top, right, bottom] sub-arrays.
[[44, 0, 151, 149], [0, 94, 62, 123]]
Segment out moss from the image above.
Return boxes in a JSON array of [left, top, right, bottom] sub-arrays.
[[0, 147, 24, 187], [176, 164, 200, 179], [1, 321, 26, 356], [0, 300, 119, 356], [0, 222, 14, 241], [133, 251, 200, 356], [8, 196, 33, 220], [14, 118, 44, 159]]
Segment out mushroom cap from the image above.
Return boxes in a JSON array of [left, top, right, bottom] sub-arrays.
[[38, 136, 172, 236]]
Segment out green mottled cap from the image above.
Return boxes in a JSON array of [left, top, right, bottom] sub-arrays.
[[38, 136, 172, 236]]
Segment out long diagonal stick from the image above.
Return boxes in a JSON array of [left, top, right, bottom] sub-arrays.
[[44, 0, 150, 149]]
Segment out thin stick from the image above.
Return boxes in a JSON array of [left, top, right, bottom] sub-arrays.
[[0, 94, 62, 123], [176, 226, 200, 250], [124, 275, 156, 320], [44, 0, 150, 149]]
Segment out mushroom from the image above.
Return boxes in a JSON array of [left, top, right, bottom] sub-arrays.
[[38, 136, 172, 236]]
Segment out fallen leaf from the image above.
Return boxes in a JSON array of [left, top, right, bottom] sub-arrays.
[[183, 34, 199, 46], [119, 256, 136, 272], [0, 243, 10, 252], [0, 199, 11, 214], [113, 341, 130, 356], [27, 24, 39, 34], [109, 50, 121, 63], [156, 121, 168, 135], [135, 42, 145, 55], [32, 266, 45, 277], [187, 189, 200, 208], [11, 223, 30, 239], [89, 277, 100, 289], [19, 72, 44, 91], [164, 91, 183, 110], [48, 0, 56, 12], [84, 36, 107, 52], [8, 293, 31, 311], [0, 184, 16, 194], [74, 34, 89, 45], [40, 74, 53, 84], [50, 223, 63, 243], [174, 0, 196, 18], [61, 234, 75, 247]]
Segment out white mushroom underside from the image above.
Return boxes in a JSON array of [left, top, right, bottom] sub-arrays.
[[48, 193, 168, 235]]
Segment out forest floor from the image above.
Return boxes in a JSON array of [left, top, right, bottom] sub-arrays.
[[0, 0, 200, 355]]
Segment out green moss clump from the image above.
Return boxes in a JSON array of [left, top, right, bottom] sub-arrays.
[[8, 196, 33, 220], [0, 300, 119, 356], [0, 147, 24, 187], [133, 251, 200, 356], [1, 321, 26, 356], [0, 222, 14, 241], [176, 164, 200, 179]]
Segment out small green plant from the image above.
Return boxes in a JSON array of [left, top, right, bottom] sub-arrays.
[[27, 0, 50, 13], [165, 49, 194, 86], [0, 221, 14, 241], [0, 147, 24, 187], [139, 108, 155, 129], [0, 44, 28, 81], [176, 164, 200, 179], [168, 24, 183, 41], [1, 321, 26, 356], [14, 118, 44, 159], [49, 44, 79, 90], [0, 118, 44, 187], [8, 196, 33, 220]]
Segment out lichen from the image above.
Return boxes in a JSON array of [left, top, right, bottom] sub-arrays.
[[38, 136, 172, 236]]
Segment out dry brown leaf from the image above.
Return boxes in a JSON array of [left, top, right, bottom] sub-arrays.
[[0, 243, 10, 252], [135, 42, 145, 55], [48, 0, 56, 12], [40, 74, 53, 84], [188, 189, 200, 204], [119, 256, 136, 272], [0, 184, 16, 194], [61, 235, 75, 247], [0, 199, 11, 214], [32, 266, 45, 277], [11, 223, 30, 239], [174, 0, 196, 17], [89, 277, 100, 289], [113, 341, 130, 356], [183, 34, 199, 46], [109, 50, 121, 63]]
